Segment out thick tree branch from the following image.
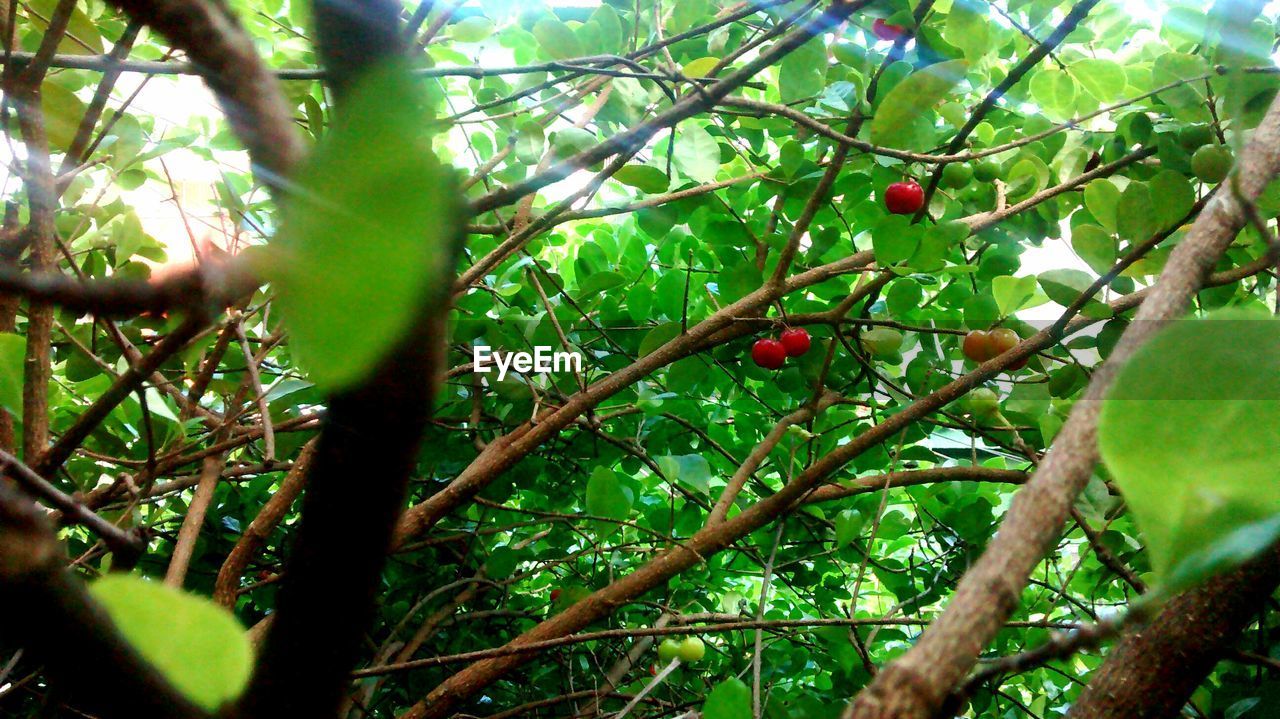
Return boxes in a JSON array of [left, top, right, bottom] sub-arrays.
[[1066, 545, 1280, 719], [234, 2, 465, 716]]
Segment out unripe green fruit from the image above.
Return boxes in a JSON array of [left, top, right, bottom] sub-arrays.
[[1191, 145, 1232, 184], [965, 387, 1000, 418], [657, 638, 681, 663], [1178, 124, 1214, 151], [861, 327, 903, 356], [677, 637, 705, 662], [973, 160, 1000, 182], [941, 163, 974, 189]]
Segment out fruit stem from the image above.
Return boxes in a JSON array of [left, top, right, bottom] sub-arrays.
[[615, 659, 681, 719]]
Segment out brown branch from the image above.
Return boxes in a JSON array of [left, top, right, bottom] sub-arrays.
[[212, 439, 315, 607], [103, 0, 303, 182], [1066, 545, 1280, 719], [162, 454, 223, 588], [469, 0, 872, 215], [365, 617, 1080, 678], [234, 2, 465, 717], [916, 0, 1103, 216], [801, 466, 1028, 504], [0, 449, 140, 559], [34, 314, 207, 478]]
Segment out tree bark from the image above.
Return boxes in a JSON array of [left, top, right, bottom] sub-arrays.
[[1067, 546, 1280, 719]]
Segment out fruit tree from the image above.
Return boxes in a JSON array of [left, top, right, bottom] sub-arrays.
[[1, 1, 1280, 719]]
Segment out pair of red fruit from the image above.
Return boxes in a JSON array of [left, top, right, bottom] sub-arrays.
[[751, 328, 811, 370], [962, 328, 1028, 370]]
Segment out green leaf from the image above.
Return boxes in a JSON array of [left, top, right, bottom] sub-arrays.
[[1152, 53, 1209, 110], [873, 215, 922, 267], [779, 140, 805, 178], [1005, 156, 1049, 199], [870, 60, 968, 149], [42, 82, 86, 152], [1029, 68, 1077, 119], [533, 18, 584, 60], [1117, 182, 1157, 242], [1148, 169, 1196, 230], [1099, 310, 1280, 593], [614, 165, 670, 193], [586, 466, 633, 528], [262, 60, 461, 392], [577, 271, 626, 298], [673, 124, 720, 182], [450, 16, 494, 42], [1037, 269, 1095, 307], [720, 263, 763, 304], [944, 0, 990, 63], [0, 333, 23, 416], [552, 127, 597, 159], [1073, 58, 1126, 102], [639, 322, 682, 357], [909, 221, 966, 272], [1071, 225, 1117, 274], [992, 275, 1037, 316], [778, 37, 827, 104], [885, 279, 923, 317], [703, 678, 751, 719], [590, 4, 622, 51], [515, 122, 545, 164], [1083, 179, 1121, 233], [682, 56, 720, 78], [90, 575, 251, 711], [25, 0, 103, 54], [657, 454, 712, 493]]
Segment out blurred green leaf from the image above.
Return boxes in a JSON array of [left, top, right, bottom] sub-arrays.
[[262, 59, 460, 392], [90, 575, 251, 711]]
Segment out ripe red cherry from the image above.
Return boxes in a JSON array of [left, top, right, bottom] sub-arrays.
[[884, 179, 924, 215], [779, 328, 811, 357], [751, 338, 787, 370], [550, 589, 562, 602], [872, 18, 907, 41]]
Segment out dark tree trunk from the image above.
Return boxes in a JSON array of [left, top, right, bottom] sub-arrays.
[[1067, 547, 1280, 719]]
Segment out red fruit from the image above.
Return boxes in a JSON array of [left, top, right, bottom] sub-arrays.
[[550, 589, 562, 602], [872, 18, 907, 41], [751, 338, 787, 370], [962, 331, 996, 362], [779, 328, 811, 357], [650, 664, 659, 676], [884, 179, 924, 215]]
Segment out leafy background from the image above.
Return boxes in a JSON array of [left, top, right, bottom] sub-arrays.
[[3, 0, 1280, 718]]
